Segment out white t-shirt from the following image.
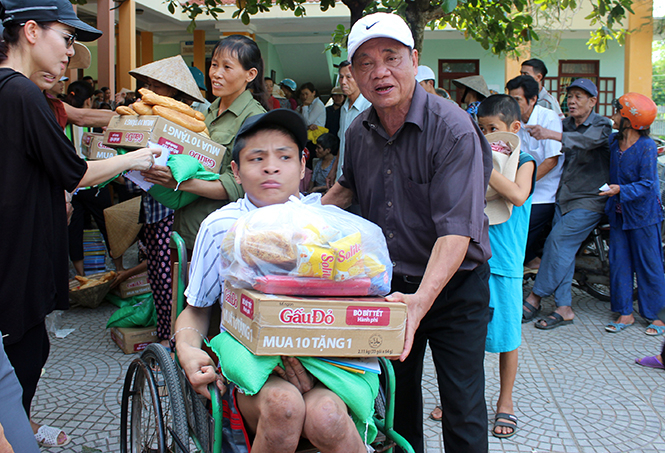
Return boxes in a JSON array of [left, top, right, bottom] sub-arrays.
[[518, 105, 564, 204], [184, 196, 258, 329]]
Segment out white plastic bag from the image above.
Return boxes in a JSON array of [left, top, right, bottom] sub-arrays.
[[220, 194, 392, 296]]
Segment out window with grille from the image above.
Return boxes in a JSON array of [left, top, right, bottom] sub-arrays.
[[438, 60, 480, 105]]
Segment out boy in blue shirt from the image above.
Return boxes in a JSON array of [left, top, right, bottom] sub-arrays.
[[477, 95, 536, 439]]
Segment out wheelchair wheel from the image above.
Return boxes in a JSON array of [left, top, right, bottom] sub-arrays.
[[140, 344, 189, 453], [120, 357, 165, 452]]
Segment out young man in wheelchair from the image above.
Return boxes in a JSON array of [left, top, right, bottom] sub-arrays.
[[173, 109, 373, 453]]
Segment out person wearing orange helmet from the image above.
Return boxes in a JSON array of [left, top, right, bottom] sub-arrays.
[[600, 92, 665, 336]]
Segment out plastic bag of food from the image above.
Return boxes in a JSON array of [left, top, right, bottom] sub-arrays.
[[220, 194, 392, 296]]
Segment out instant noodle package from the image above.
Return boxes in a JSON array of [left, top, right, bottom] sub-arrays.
[[220, 194, 392, 296]]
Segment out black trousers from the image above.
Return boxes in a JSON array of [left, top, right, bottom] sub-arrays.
[[68, 186, 112, 261], [392, 262, 490, 453], [524, 203, 556, 264], [4, 321, 50, 417]]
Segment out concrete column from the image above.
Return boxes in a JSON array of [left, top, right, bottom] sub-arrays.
[[624, 0, 653, 96], [96, 0, 115, 92], [140, 31, 153, 67], [504, 44, 531, 87], [117, 0, 136, 91], [193, 29, 206, 73]]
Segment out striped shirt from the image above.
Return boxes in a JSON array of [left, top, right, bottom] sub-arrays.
[[184, 197, 258, 321]]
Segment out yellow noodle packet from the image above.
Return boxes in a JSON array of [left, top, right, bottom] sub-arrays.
[[296, 245, 336, 279], [331, 232, 364, 281]]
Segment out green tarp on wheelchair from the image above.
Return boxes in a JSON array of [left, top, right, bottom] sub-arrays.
[[209, 332, 379, 443]]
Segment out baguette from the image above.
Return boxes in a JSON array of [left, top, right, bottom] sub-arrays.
[[115, 106, 138, 116], [131, 100, 153, 115], [152, 105, 207, 133], [138, 88, 205, 122]]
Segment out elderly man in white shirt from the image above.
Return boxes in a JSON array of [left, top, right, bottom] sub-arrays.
[[329, 60, 371, 184], [520, 58, 565, 120], [507, 74, 563, 273]]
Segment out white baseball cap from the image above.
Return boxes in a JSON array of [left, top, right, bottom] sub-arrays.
[[416, 65, 435, 83], [347, 13, 414, 62]]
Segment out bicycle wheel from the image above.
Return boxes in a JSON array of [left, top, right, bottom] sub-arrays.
[[140, 344, 189, 453], [120, 357, 165, 453]]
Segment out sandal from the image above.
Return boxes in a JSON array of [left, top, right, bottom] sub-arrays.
[[493, 412, 518, 438], [636, 356, 665, 369], [34, 425, 71, 448], [645, 324, 665, 336], [534, 312, 574, 330], [605, 322, 633, 333], [522, 300, 541, 324], [429, 405, 443, 421]]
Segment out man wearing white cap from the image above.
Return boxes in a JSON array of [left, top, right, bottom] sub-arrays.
[[415, 65, 436, 95], [323, 12, 492, 453]]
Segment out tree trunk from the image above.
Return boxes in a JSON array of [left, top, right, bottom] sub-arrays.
[[405, 0, 448, 56], [342, 0, 372, 27]]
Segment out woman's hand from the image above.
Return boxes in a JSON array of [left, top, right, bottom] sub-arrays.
[[142, 164, 177, 189], [308, 124, 318, 131], [125, 148, 161, 172], [599, 184, 620, 197], [273, 357, 314, 394]]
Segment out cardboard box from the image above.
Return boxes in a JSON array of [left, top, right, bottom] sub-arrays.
[[81, 132, 118, 160], [103, 115, 226, 173], [110, 326, 158, 354], [112, 272, 152, 298], [222, 283, 406, 357]]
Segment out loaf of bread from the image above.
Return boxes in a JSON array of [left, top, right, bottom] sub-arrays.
[[138, 88, 205, 121], [152, 105, 207, 133], [115, 106, 138, 116], [131, 100, 154, 115], [239, 231, 298, 267]]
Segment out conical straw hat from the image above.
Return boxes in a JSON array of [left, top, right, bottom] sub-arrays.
[[69, 42, 91, 70], [130, 55, 206, 103], [452, 75, 491, 99], [103, 196, 143, 259]]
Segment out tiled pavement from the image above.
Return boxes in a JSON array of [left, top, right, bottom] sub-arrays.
[[32, 281, 665, 452]]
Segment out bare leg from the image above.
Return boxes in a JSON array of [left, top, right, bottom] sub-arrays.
[[0, 422, 15, 453], [494, 349, 518, 436], [302, 385, 365, 453], [236, 376, 305, 453]]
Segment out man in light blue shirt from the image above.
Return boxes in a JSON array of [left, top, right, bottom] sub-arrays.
[[330, 60, 371, 184]]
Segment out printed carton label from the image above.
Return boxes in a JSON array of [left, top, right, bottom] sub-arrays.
[[157, 137, 184, 155], [126, 132, 145, 143], [224, 287, 238, 309], [107, 132, 123, 144], [345, 306, 390, 326], [240, 294, 254, 319], [279, 308, 335, 325]]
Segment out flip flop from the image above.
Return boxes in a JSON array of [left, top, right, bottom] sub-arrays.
[[534, 312, 574, 330], [635, 356, 665, 369], [522, 300, 541, 324], [428, 405, 443, 421], [645, 324, 665, 336], [605, 322, 633, 333], [34, 425, 71, 448], [493, 412, 518, 438]]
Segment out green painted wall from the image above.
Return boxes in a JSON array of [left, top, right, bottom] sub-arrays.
[[258, 40, 285, 83]]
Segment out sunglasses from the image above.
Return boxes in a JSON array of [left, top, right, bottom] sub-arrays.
[[43, 26, 77, 49]]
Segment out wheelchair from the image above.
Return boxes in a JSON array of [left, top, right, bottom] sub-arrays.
[[119, 232, 414, 453]]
